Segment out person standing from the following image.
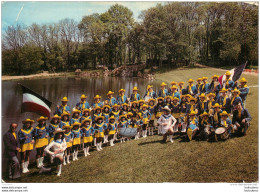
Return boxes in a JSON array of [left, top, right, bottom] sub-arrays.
[[3, 123, 21, 179]]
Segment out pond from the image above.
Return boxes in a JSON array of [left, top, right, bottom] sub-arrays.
[[2, 76, 162, 175]]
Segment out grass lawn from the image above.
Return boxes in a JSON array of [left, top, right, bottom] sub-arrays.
[[7, 66, 258, 183]]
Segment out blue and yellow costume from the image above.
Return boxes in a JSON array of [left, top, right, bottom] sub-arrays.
[[55, 97, 71, 116], [94, 121, 107, 138], [141, 105, 151, 125], [64, 126, 73, 148], [143, 85, 157, 99], [186, 79, 197, 95], [107, 122, 117, 135], [72, 127, 81, 146], [117, 89, 128, 104], [81, 125, 94, 143], [18, 120, 35, 152]]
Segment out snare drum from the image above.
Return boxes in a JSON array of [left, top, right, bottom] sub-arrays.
[[215, 127, 229, 141]]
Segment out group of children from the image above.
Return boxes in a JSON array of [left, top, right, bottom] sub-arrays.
[[16, 72, 251, 177]]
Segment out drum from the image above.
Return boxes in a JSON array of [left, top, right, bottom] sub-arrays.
[[215, 127, 229, 141], [144, 96, 151, 103]]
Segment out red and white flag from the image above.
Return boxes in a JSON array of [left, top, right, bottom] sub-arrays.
[[218, 62, 247, 85], [20, 84, 52, 118]]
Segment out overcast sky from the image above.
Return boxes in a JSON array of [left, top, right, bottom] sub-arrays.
[[1, 1, 162, 32]]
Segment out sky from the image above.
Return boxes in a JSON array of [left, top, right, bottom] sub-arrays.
[[1, 1, 162, 32]]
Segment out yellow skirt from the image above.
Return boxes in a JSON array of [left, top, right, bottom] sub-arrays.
[[35, 138, 48, 148], [73, 138, 81, 145], [66, 142, 72, 148], [94, 132, 104, 138], [21, 143, 34, 152], [83, 136, 93, 143], [109, 130, 116, 135], [172, 113, 180, 119], [49, 137, 54, 143], [143, 117, 149, 124], [156, 112, 163, 118], [151, 114, 156, 120]]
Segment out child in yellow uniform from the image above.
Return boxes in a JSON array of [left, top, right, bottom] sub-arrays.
[[107, 116, 117, 146], [18, 119, 35, 173], [71, 122, 82, 161], [63, 125, 73, 165], [35, 116, 48, 168], [94, 116, 107, 151], [81, 119, 94, 157]]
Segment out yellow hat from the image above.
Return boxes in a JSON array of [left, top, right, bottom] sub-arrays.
[[131, 101, 138, 105], [220, 111, 228, 116], [171, 85, 177, 89], [109, 116, 116, 121], [213, 103, 222, 108], [147, 85, 153, 90], [127, 112, 133, 116], [165, 95, 173, 100], [136, 113, 142, 118], [51, 114, 61, 120], [157, 97, 164, 101], [112, 104, 120, 108], [172, 97, 179, 101], [94, 95, 101, 100], [22, 118, 34, 124], [122, 103, 129, 107], [107, 91, 114, 95], [72, 122, 81, 127], [201, 112, 209, 117], [94, 106, 102, 111], [148, 98, 156, 103], [232, 88, 240, 94], [138, 99, 145, 103], [72, 109, 81, 115], [141, 104, 149, 109], [62, 125, 72, 130], [102, 105, 111, 110], [61, 112, 70, 118], [95, 116, 104, 121], [53, 128, 65, 135], [225, 71, 231, 76], [61, 97, 69, 102], [185, 94, 192, 98], [161, 82, 167, 86], [178, 81, 184, 85], [119, 115, 127, 120], [171, 81, 177, 85], [199, 93, 206, 98], [188, 79, 194, 83], [118, 89, 125, 93], [81, 118, 91, 125], [207, 93, 216, 98], [202, 77, 208, 80], [189, 97, 197, 103], [189, 111, 197, 116], [132, 86, 138, 91], [37, 116, 48, 122], [82, 108, 91, 113], [212, 75, 219, 79], [239, 77, 247, 83], [219, 88, 227, 93], [80, 94, 87, 99], [197, 78, 202, 81]]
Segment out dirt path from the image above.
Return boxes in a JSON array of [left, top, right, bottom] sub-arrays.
[[195, 63, 258, 76], [2, 72, 71, 81]]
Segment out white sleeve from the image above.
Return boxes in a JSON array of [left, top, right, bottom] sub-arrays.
[[171, 116, 177, 127], [44, 141, 55, 155]]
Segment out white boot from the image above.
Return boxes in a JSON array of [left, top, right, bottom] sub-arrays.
[[72, 152, 76, 161], [145, 130, 148, 137], [87, 147, 90, 155], [67, 155, 70, 164], [50, 156, 54, 164], [99, 142, 103, 150], [40, 157, 44, 167], [169, 135, 174, 143], [151, 128, 154, 136], [148, 128, 151, 136], [57, 165, 62, 177], [110, 139, 114, 146], [94, 138, 97, 146], [96, 143, 100, 151], [21, 162, 26, 173], [63, 156, 67, 165], [75, 151, 79, 160], [36, 158, 41, 168], [83, 148, 87, 157], [137, 132, 140, 139], [25, 161, 29, 173]]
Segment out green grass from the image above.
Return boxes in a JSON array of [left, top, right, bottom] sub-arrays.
[[7, 66, 258, 183]]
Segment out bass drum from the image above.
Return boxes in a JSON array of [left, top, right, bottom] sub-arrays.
[[215, 127, 229, 141]]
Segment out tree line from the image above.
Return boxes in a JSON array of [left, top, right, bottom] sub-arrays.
[[2, 2, 258, 75]]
